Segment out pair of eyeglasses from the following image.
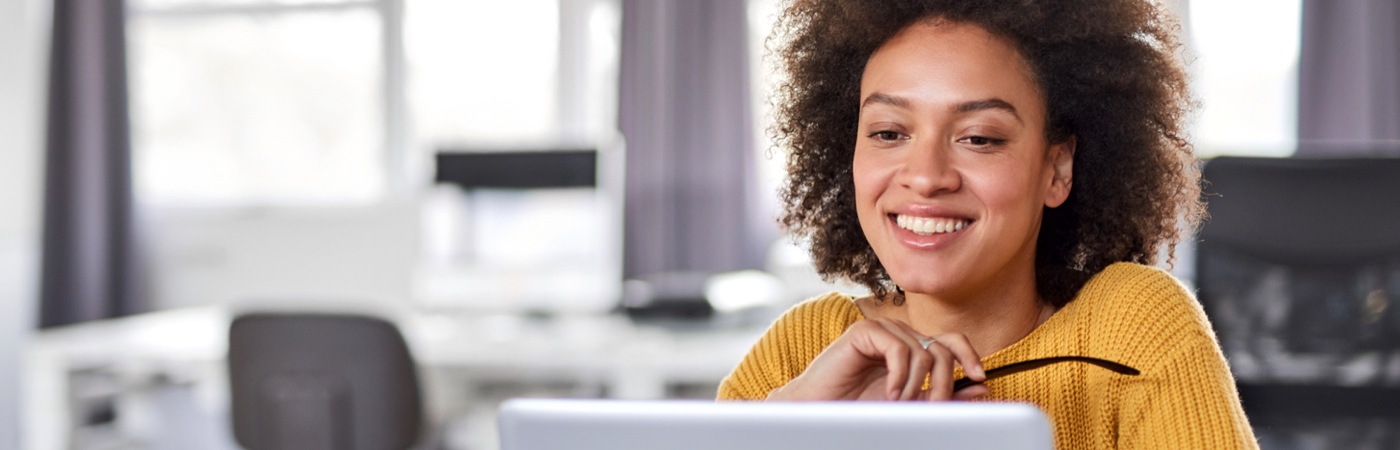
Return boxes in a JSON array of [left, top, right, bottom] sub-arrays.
[[952, 356, 1139, 392]]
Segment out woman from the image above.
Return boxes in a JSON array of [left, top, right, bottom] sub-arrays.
[[718, 0, 1258, 448]]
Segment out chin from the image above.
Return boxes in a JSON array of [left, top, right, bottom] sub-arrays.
[[888, 272, 964, 298], [885, 258, 1005, 301]]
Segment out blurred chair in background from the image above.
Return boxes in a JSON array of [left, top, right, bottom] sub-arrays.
[[1197, 157, 1400, 450], [228, 313, 423, 450]]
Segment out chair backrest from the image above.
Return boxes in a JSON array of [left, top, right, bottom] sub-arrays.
[[228, 313, 422, 450], [1198, 156, 1400, 375], [1196, 157, 1400, 446]]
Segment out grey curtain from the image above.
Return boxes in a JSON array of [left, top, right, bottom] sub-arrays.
[[39, 0, 144, 328], [1298, 0, 1400, 153], [619, 0, 766, 278]]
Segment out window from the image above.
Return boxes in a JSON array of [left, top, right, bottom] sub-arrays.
[[128, 0, 621, 206], [130, 1, 386, 205], [129, 0, 624, 311], [1187, 0, 1302, 157]]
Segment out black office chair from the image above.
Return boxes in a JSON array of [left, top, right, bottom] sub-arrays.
[[228, 313, 423, 450], [1197, 157, 1400, 449]]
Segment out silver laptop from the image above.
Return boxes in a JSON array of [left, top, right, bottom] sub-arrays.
[[497, 399, 1054, 450]]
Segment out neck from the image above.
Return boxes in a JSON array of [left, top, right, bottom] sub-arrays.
[[894, 268, 1048, 357]]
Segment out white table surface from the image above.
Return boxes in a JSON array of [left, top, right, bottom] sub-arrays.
[[23, 304, 771, 450]]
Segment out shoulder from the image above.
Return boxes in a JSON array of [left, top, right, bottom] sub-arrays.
[[769, 292, 865, 341], [1076, 262, 1191, 305], [717, 292, 861, 400], [1071, 263, 1216, 368], [1079, 267, 1258, 446], [1075, 262, 1200, 321]]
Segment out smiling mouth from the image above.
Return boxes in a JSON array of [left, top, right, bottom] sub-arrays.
[[892, 214, 972, 236]]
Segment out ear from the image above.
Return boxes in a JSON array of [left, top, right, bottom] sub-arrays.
[[1044, 136, 1075, 208]]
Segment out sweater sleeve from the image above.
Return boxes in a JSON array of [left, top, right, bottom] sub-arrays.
[[716, 294, 862, 401], [1111, 270, 1259, 449]]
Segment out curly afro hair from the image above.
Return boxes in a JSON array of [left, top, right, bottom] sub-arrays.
[[771, 0, 1203, 307]]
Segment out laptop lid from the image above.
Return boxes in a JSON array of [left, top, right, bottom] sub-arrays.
[[497, 399, 1054, 450]]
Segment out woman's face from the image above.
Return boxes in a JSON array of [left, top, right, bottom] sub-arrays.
[[853, 21, 1073, 302]]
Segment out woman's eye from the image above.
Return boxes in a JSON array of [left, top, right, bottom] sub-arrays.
[[959, 136, 1005, 147], [868, 131, 902, 141]]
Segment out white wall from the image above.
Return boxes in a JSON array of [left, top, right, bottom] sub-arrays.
[[0, 0, 47, 448]]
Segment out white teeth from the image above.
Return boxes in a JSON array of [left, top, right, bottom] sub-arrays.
[[895, 215, 970, 236]]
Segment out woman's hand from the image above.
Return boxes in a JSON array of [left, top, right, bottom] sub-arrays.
[[766, 318, 989, 402]]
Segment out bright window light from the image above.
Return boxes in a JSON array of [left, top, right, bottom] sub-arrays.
[[130, 9, 385, 206], [405, 0, 561, 147], [1189, 0, 1303, 156]]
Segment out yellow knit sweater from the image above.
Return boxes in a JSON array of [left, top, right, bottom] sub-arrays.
[[718, 263, 1258, 449]]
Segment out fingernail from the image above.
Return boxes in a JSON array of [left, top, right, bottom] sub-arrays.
[[974, 365, 986, 379], [889, 388, 900, 400]]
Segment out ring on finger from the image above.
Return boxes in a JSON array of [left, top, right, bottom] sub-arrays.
[[917, 336, 937, 350]]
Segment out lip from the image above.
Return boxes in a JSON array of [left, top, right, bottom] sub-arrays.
[[885, 207, 975, 250], [887, 204, 975, 220]]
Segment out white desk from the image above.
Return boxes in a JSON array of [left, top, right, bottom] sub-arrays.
[[23, 305, 770, 450]]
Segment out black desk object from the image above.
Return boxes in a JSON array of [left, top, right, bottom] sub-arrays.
[[435, 149, 597, 189]]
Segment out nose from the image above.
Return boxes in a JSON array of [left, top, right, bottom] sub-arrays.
[[895, 140, 961, 196]]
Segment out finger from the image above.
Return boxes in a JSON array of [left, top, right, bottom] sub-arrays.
[[925, 342, 954, 401], [881, 344, 909, 401], [878, 321, 953, 401], [879, 320, 954, 402], [930, 333, 985, 381], [848, 321, 913, 401], [871, 319, 931, 401], [952, 383, 990, 401], [902, 345, 933, 401]]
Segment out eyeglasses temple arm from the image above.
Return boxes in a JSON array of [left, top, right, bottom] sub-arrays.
[[952, 356, 1140, 392]]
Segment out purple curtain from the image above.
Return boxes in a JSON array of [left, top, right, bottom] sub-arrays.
[[619, 0, 767, 278], [1297, 0, 1400, 153], [39, 0, 144, 328]]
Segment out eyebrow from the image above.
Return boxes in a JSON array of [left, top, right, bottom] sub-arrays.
[[861, 93, 1023, 124], [956, 98, 1022, 123], [861, 92, 911, 110]]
